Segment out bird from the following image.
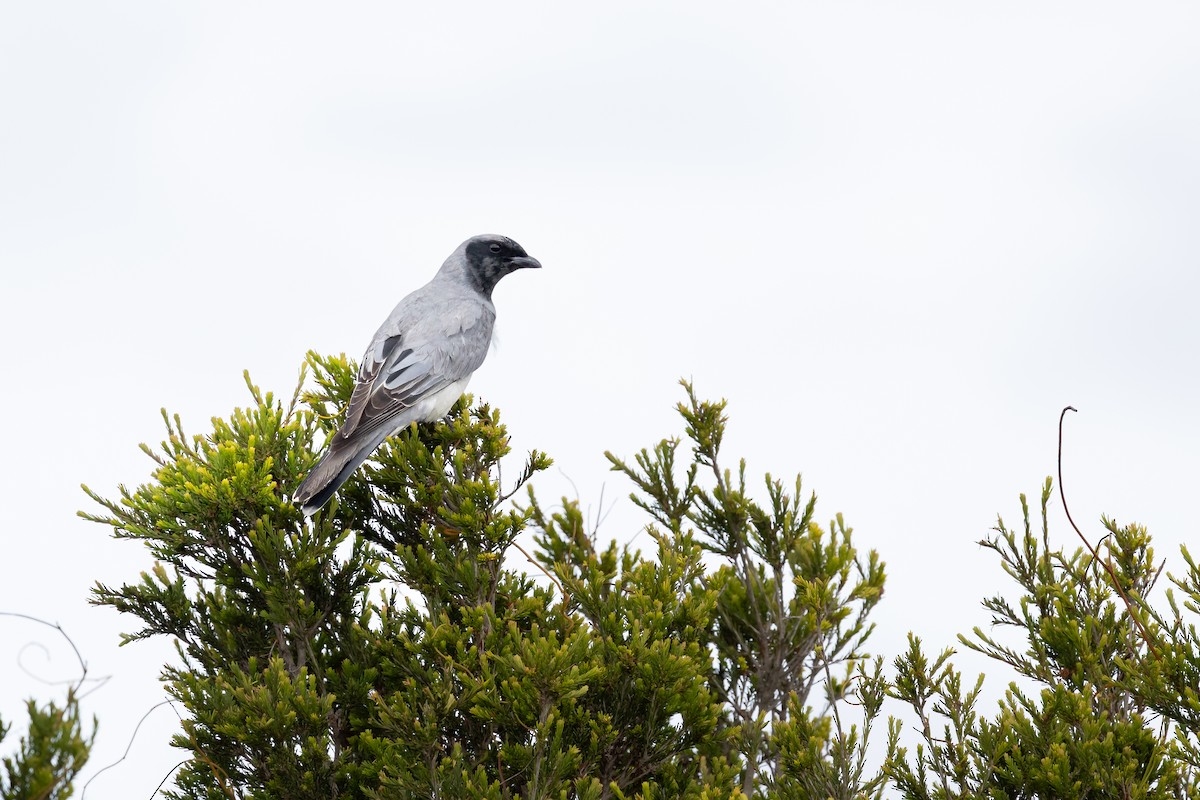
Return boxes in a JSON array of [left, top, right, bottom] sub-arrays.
[[293, 234, 541, 515]]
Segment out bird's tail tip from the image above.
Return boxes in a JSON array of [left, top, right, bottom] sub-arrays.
[[293, 429, 389, 518], [293, 480, 336, 517], [293, 454, 359, 517]]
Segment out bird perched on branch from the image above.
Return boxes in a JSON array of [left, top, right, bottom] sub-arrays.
[[294, 234, 541, 515]]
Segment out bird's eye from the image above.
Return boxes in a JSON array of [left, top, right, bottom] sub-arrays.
[[489, 243, 501, 254]]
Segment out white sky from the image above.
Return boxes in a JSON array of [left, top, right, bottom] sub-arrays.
[[2, 3, 1198, 797]]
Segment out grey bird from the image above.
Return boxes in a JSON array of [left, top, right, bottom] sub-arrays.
[[293, 234, 541, 515]]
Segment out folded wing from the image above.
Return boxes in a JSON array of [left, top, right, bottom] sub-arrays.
[[293, 293, 496, 514]]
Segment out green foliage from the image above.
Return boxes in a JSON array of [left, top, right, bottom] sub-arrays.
[[80, 353, 1200, 798], [1126, 543, 1200, 781], [83, 358, 884, 799], [575, 382, 888, 799], [0, 694, 92, 800], [886, 479, 1200, 798]]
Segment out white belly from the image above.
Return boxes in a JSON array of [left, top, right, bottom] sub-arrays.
[[411, 376, 472, 423]]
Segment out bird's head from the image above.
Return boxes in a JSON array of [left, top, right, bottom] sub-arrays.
[[455, 234, 542, 296]]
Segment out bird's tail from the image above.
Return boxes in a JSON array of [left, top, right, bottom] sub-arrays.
[[293, 428, 390, 516]]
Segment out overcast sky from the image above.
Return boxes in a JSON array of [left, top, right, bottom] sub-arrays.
[[3, 3, 1198, 797]]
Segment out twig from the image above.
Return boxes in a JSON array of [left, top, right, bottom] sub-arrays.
[[14, 641, 112, 701], [0, 611, 91, 696], [1057, 407, 1158, 657], [510, 539, 569, 605], [149, 761, 189, 799], [82, 700, 175, 799]]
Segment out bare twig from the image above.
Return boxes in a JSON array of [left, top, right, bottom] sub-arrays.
[[510, 538, 569, 605], [82, 700, 175, 799], [0, 611, 92, 696], [149, 761, 189, 799], [1057, 407, 1158, 657]]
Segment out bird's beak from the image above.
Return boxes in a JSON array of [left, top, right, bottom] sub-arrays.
[[511, 255, 542, 270]]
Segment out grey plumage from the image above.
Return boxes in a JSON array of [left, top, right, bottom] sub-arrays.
[[294, 234, 541, 515]]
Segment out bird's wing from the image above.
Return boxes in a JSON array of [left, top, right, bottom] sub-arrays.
[[337, 291, 495, 442]]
